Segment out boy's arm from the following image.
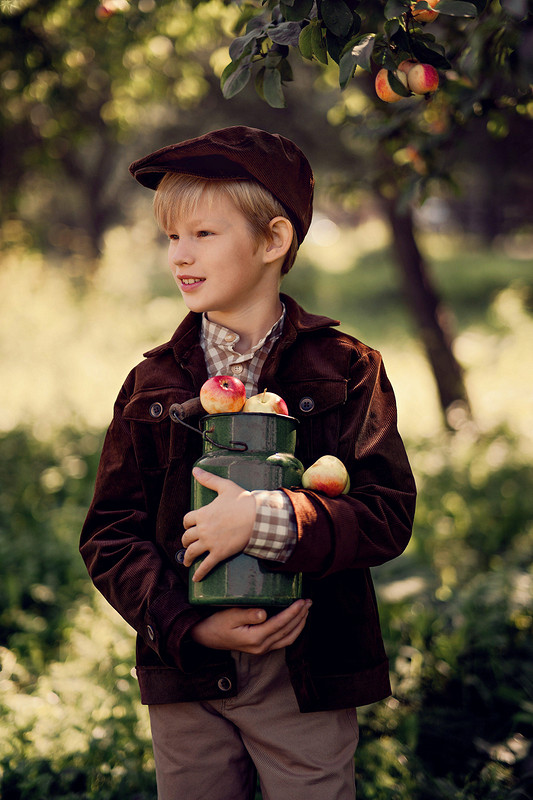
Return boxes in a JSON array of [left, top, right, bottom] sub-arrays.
[[188, 599, 311, 654], [80, 381, 204, 669], [81, 384, 304, 667], [245, 490, 297, 561], [267, 348, 417, 577], [181, 479, 297, 581]]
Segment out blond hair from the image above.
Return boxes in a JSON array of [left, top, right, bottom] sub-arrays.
[[153, 172, 299, 275]]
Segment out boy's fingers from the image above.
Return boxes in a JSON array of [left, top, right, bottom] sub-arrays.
[[248, 600, 311, 639], [266, 615, 309, 651], [247, 602, 311, 652], [235, 607, 269, 626], [190, 552, 217, 581], [181, 526, 197, 545], [192, 468, 231, 492], [267, 599, 310, 628], [182, 510, 196, 530]]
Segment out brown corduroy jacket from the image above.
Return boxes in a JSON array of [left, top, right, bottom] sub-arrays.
[[80, 294, 416, 712]]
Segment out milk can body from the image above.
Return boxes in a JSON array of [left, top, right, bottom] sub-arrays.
[[189, 412, 303, 606]]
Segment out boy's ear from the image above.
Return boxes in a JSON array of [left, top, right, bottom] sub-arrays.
[[263, 217, 293, 264]]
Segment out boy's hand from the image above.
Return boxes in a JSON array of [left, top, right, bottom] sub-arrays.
[[182, 468, 256, 581], [189, 599, 312, 655]]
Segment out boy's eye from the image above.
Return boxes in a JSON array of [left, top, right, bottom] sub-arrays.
[[197, 230, 211, 238], [168, 234, 179, 241]]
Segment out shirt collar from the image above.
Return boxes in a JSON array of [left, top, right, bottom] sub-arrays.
[[201, 303, 286, 359]]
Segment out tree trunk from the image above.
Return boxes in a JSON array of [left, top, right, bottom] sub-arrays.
[[381, 194, 471, 425]]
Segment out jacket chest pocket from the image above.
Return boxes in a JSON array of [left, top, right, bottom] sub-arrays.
[[282, 379, 347, 467], [123, 388, 197, 472]]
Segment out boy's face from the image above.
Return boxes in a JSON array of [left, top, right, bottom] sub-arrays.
[[165, 192, 279, 323]]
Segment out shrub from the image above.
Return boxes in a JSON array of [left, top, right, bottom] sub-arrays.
[[0, 427, 101, 669]]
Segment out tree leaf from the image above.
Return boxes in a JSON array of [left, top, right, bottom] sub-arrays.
[[280, 0, 314, 22], [254, 66, 266, 100], [373, 43, 399, 71], [298, 23, 314, 59], [321, 0, 354, 38], [263, 67, 285, 107], [339, 48, 357, 88], [385, 0, 409, 20], [387, 70, 411, 97], [349, 33, 376, 72], [264, 50, 283, 68], [279, 56, 294, 82], [221, 61, 251, 99], [311, 22, 329, 64], [411, 39, 451, 68], [434, 0, 478, 16], [268, 21, 303, 46], [385, 18, 401, 38], [229, 31, 260, 61], [389, 25, 411, 52]]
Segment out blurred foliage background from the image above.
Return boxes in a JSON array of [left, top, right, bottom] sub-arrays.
[[1, 0, 533, 798]]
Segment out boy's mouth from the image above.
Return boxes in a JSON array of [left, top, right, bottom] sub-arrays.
[[180, 277, 205, 286]]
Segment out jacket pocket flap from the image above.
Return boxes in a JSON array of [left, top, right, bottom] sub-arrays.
[[284, 379, 347, 417], [124, 387, 196, 423]]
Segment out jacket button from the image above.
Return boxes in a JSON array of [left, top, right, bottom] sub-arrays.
[[175, 549, 186, 564], [217, 677, 232, 692], [299, 396, 315, 413], [149, 402, 163, 418], [147, 625, 155, 641]]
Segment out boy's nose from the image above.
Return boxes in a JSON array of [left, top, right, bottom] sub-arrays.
[[170, 243, 194, 268]]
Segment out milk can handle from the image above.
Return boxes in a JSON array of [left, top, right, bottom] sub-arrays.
[[169, 402, 248, 452]]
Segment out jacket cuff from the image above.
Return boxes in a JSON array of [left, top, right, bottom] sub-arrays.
[[144, 589, 204, 671]]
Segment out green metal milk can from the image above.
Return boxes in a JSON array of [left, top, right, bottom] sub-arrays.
[[188, 412, 304, 606]]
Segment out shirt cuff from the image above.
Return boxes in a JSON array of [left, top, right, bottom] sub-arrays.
[[244, 490, 297, 563]]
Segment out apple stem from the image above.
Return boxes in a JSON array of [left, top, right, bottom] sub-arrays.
[[261, 389, 267, 403]]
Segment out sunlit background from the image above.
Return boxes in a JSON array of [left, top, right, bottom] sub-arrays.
[[1, 0, 533, 798]]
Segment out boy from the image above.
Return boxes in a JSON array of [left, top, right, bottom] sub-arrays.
[[80, 126, 416, 800]]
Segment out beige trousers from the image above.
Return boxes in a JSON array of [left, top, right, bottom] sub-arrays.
[[149, 649, 359, 800]]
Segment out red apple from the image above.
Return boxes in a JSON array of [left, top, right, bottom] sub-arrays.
[[95, 4, 115, 18], [243, 389, 288, 415], [301, 455, 350, 498], [398, 59, 418, 77], [410, 0, 439, 22], [199, 375, 246, 415], [375, 68, 409, 103], [95, 0, 129, 18], [407, 63, 439, 95]]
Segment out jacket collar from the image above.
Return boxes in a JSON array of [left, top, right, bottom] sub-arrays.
[[143, 294, 339, 361]]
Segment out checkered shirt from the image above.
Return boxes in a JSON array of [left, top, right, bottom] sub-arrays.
[[200, 308, 297, 562]]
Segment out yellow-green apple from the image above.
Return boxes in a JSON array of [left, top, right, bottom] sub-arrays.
[[302, 455, 350, 498], [407, 63, 439, 94], [410, 0, 439, 22], [199, 375, 246, 414], [243, 389, 288, 415], [375, 68, 409, 103]]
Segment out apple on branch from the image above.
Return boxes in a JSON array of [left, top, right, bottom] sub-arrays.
[[410, 0, 439, 22], [243, 389, 288, 415], [301, 455, 350, 498], [375, 68, 409, 103], [398, 59, 418, 78], [199, 375, 246, 415], [406, 63, 439, 95], [95, 0, 129, 18]]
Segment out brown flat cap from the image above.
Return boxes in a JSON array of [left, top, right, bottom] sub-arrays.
[[129, 126, 314, 244]]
